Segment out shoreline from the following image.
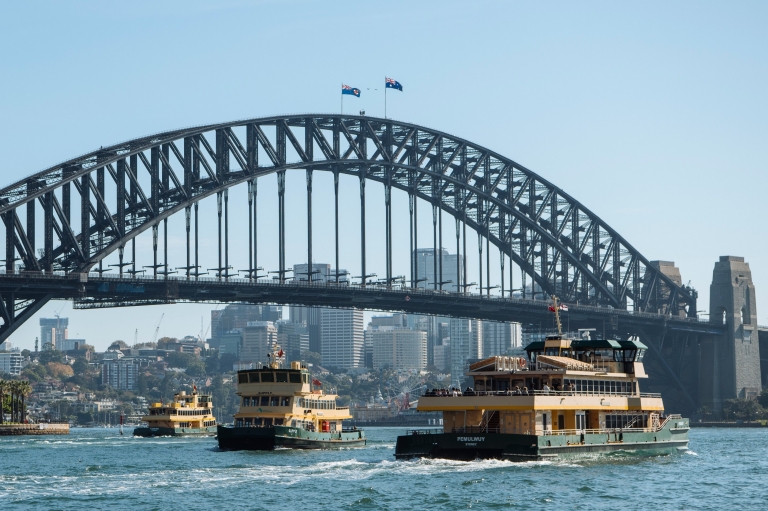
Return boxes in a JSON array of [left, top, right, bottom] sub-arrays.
[[0, 424, 70, 435]]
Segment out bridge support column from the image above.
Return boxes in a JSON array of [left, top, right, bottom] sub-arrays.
[[704, 256, 762, 411], [216, 191, 222, 279], [359, 170, 366, 287], [306, 169, 313, 281], [334, 171, 339, 283], [432, 203, 437, 291], [277, 171, 286, 283], [385, 177, 392, 287]]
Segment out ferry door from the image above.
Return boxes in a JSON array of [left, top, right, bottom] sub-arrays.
[[575, 412, 586, 432]]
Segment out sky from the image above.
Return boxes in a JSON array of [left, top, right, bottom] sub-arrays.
[[0, 1, 766, 351]]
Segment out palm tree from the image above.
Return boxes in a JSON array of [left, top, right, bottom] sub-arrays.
[[10, 381, 19, 423], [19, 381, 31, 424], [0, 379, 7, 424]]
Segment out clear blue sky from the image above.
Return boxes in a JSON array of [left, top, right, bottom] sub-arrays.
[[1, 1, 766, 350]]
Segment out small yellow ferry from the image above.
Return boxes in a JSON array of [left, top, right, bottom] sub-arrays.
[[395, 297, 689, 461], [134, 387, 217, 437], [217, 344, 365, 450]]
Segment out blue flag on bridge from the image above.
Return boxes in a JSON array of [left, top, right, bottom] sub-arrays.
[[342, 84, 361, 97]]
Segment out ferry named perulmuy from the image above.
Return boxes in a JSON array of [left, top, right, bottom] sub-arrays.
[[395, 297, 690, 461]]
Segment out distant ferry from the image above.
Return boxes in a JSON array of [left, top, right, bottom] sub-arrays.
[[395, 297, 689, 461], [217, 345, 365, 450], [134, 388, 217, 437]]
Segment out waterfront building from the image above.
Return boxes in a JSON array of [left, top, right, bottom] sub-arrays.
[[0, 352, 24, 375], [321, 308, 364, 369], [40, 317, 68, 350]]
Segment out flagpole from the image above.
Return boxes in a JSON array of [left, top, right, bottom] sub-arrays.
[[384, 76, 387, 119], [341, 83, 343, 115]]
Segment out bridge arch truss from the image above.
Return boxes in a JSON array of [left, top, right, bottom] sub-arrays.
[[0, 114, 696, 336]]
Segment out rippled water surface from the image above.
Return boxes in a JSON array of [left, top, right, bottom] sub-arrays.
[[1, 427, 767, 510]]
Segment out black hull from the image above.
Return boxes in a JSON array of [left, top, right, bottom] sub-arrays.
[[395, 420, 689, 461], [217, 424, 366, 451]]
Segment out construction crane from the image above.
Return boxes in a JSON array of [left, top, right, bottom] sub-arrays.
[[152, 313, 165, 344]]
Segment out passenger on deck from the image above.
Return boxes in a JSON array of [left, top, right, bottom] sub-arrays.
[[522, 387, 529, 395], [512, 386, 521, 395], [542, 382, 551, 394]]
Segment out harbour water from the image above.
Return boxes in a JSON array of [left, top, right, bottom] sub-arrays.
[[2, 427, 767, 510]]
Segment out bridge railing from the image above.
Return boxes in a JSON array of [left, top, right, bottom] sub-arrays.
[[0, 269, 712, 325]]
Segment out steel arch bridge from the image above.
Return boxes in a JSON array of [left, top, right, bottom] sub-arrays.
[[0, 114, 697, 340]]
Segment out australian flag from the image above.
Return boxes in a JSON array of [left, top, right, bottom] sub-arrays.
[[342, 84, 361, 97], [385, 77, 403, 91]]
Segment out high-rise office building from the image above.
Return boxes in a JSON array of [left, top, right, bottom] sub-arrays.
[[0, 352, 24, 376], [320, 308, 364, 370], [211, 305, 282, 343], [449, 318, 482, 386], [40, 317, 68, 350], [415, 248, 463, 293], [276, 320, 310, 362], [482, 321, 522, 356], [291, 263, 348, 353], [241, 321, 278, 366], [371, 328, 427, 371]]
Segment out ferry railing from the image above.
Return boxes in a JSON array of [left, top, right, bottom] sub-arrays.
[[451, 427, 502, 434], [405, 428, 443, 436], [423, 390, 661, 399]]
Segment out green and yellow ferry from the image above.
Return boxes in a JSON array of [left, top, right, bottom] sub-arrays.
[[217, 346, 365, 451], [395, 300, 689, 461], [134, 388, 217, 437]]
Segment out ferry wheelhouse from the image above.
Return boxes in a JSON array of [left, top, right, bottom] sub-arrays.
[[134, 388, 217, 437], [217, 346, 365, 450], [395, 300, 689, 461]]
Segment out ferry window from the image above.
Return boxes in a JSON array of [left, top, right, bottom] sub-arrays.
[[274, 418, 284, 425], [598, 381, 605, 393], [239, 374, 248, 384], [302, 374, 309, 384], [264, 418, 273, 427], [281, 397, 291, 407], [624, 349, 636, 362], [270, 396, 279, 406], [276, 371, 288, 383], [253, 418, 262, 426], [291, 420, 297, 427], [260, 396, 269, 406], [613, 350, 623, 362], [261, 372, 274, 382], [242, 397, 249, 406], [290, 373, 302, 383], [635, 349, 645, 362], [249, 372, 259, 383], [244, 418, 252, 426]]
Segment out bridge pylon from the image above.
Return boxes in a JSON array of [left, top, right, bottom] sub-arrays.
[[702, 256, 762, 412]]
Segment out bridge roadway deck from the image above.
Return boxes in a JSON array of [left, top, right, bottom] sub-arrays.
[[0, 272, 724, 337]]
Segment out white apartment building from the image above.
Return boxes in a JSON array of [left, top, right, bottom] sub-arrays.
[[371, 327, 427, 371], [321, 308, 364, 369], [0, 352, 24, 376], [102, 359, 139, 391]]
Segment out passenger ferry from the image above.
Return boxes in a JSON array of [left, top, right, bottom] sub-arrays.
[[395, 298, 689, 461], [133, 387, 217, 437], [217, 345, 366, 450]]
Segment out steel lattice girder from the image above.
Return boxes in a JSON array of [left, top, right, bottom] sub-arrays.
[[0, 114, 696, 315]]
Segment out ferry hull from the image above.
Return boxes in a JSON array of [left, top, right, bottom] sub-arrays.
[[217, 425, 366, 451], [133, 426, 217, 437], [395, 419, 689, 461]]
